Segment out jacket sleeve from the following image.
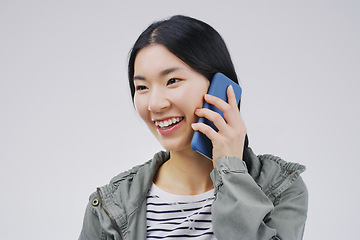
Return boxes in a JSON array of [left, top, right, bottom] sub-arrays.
[[78, 193, 104, 240], [210, 156, 308, 240]]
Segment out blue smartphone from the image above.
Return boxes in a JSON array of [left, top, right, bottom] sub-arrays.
[[191, 72, 242, 160]]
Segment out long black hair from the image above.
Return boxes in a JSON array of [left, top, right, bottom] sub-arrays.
[[128, 15, 238, 98], [128, 15, 251, 169]]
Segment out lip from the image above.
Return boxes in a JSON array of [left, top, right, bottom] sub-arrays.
[[152, 116, 182, 122], [154, 116, 184, 135]]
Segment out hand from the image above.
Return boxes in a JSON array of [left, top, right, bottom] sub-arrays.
[[191, 85, 247, 166]]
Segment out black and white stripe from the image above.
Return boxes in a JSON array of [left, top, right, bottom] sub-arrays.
[[146, 184, 216, 240]]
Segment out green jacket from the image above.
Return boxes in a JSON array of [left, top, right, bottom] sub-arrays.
[[79, 148, 308, 240]]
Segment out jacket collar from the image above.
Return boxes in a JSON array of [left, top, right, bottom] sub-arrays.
[[96, 151, 170, 237]]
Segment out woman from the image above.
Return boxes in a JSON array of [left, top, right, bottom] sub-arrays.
[[79, 15, 308, 240]]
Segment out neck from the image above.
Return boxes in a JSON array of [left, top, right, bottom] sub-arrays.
[[153, 149, 214, 195]]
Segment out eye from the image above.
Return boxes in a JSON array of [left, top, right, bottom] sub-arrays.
[[135, 85, 148, 91], [167, 78, 181, 86]]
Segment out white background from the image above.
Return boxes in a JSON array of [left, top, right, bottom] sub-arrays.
[[1, 0, 359, 239]]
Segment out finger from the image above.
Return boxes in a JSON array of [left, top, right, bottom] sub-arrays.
[[204, 93, 240, 126], [204, 94, 230, 114], [227, 85, 238, 108], [195, 108, 227, 132], [191, 122, 219, 142], [224, 85, 242, 125], [203, 85, 238, 110]]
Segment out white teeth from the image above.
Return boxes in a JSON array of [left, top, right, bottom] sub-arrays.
[[155, 117, 183, 128]]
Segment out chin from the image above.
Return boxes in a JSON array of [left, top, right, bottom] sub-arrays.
[[159, 140, 191, 153], [151, 126, 194, 152]]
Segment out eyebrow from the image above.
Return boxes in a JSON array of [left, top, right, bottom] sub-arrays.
[[160, 67, 181, 77], [133, 67, 183, 81]]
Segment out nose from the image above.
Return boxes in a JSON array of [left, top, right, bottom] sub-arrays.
[[148, 89, 170, 112]]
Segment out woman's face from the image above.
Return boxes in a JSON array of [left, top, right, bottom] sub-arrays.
[[133, 44, 210, 152]]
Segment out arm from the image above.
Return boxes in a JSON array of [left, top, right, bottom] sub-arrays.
[[210, 156, 308, 240], [193, 85, 308, 239], [266, 175, 308, 239], [78, 193, 103, 240]]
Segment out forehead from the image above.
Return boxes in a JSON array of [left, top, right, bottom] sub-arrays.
[[134, 44, 191, 76]]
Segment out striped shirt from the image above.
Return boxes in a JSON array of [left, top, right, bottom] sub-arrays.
[[146, 183, 217, 240]]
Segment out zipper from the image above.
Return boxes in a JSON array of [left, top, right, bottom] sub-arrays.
[[96, 188, 125, 240]]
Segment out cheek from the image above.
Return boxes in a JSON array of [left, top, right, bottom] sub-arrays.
[[175, 85, 208, 112], [186, 81, 210, 106], [188, 92, 205, 108], [134, 96, 149, 120]]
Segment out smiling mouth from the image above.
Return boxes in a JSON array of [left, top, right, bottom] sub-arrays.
[[155, 117, 184, 129]]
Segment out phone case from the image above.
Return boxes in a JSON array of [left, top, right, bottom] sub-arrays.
[[191, 72, 242, 160]]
